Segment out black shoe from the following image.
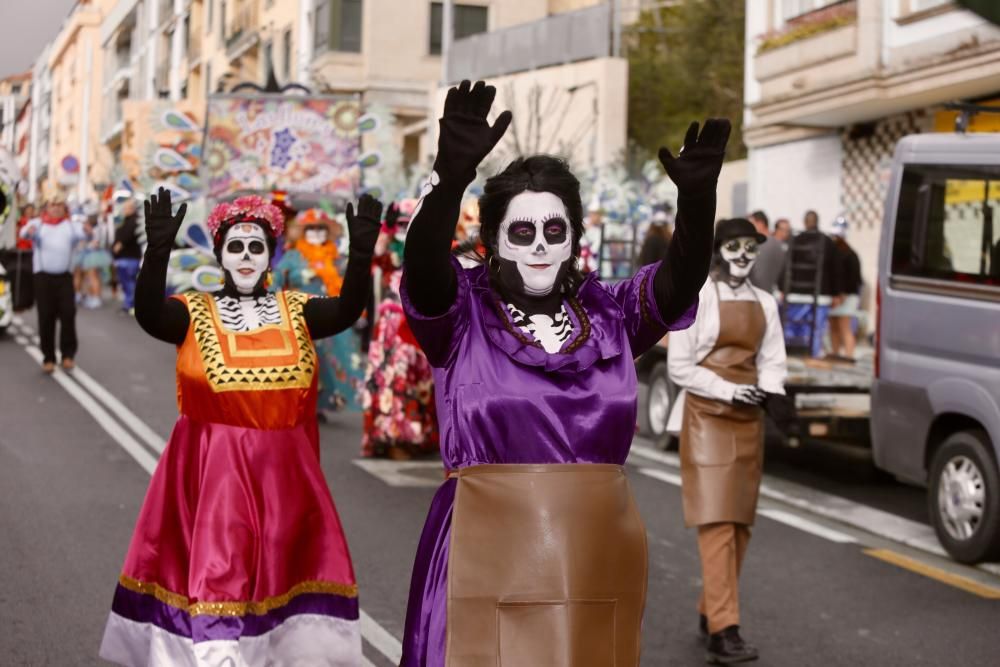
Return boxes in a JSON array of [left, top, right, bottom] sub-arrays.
[[706, 625, 759, 664], [699, 614, 709, 642]]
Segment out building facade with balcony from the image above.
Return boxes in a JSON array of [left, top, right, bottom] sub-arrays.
[[744, 0, 1000, 301], [41, 0, 119, 201], [306, 0, 625, 172]]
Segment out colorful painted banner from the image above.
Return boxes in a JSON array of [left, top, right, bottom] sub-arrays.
[[202, 94, 361, 200]]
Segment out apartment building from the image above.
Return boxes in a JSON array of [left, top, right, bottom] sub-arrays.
[[744, 0, 1000, 293], [307, 0, 624, 170], [0, 73, 31, 157]]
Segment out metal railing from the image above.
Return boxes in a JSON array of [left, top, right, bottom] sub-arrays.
[[446, 2, 612, 83]]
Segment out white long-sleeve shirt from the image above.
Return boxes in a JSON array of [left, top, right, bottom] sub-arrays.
[[668, 278, 787, 403], [19, 217, 87, 274]]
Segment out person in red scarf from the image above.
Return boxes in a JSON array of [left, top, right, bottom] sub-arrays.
[[19, 200, 87, 373]]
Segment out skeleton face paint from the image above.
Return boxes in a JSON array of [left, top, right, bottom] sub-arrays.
[[497, 191, 573, 297], [221, 223, 270, 294], [303, 225, 328, 246], [719, 236, 760, 282]]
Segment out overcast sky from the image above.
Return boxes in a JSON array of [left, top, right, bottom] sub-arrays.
[[0, 0, 78, 79]]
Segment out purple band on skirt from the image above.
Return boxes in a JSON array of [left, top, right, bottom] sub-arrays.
[[111, 584, 360, 641]]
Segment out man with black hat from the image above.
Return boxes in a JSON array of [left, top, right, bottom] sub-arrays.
[[668, 217, 788, 664]]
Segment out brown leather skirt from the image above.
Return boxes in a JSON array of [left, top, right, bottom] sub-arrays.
[[446, 463, 647, 667]]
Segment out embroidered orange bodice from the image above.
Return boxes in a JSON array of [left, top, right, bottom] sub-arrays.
[[174, 290, 318, 430]]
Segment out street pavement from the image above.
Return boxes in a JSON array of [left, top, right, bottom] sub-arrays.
[[2, 302, 999, 666]]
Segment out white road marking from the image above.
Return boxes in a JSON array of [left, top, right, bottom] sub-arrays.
[[361, 609, 403, 664], [757, 508, 856, 543], [353, 458, 443, 487], [20, 344, 158, 475], [70, 366, 167, 453], [631, 442, 1000, 576], [9, 324, 405, 664], [14, 335, 28, 345]]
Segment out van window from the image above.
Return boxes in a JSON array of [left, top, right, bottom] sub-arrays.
[[892, 164, 1000, 285]]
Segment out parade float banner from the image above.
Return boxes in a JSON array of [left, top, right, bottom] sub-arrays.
[[202, 94, 362, 200]]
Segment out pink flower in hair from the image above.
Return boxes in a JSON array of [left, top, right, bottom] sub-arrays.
[[206, 195, 286, 239]]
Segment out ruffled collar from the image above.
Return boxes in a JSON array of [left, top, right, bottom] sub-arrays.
[[469, 265, 623, 373]]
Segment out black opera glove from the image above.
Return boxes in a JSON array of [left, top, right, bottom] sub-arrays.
[[143, 187, 187, 252], [657, 119, 732, 197], [733, 384, 766, 408], [762, 392, 801, 436], [434, 79, 513, 183], [346, 194, 383, 257]]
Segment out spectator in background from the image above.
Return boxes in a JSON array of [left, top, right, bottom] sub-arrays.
[[638, 209, 673, 266], [773, 218, 791, 246], [112, 198, 142, 315], [75, 211, 112, 309], [828, 217, 863, 361], [19, 200, 86, 373], [8, 203, 36, 311], [781, 210, 840, 358], [747, 209, 786, 294]]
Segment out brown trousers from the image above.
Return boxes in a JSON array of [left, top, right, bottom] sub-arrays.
[[696, 522, 751, 633]]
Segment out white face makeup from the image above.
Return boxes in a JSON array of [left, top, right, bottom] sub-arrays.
[[304, 226, 328, 246], [719, 235, 760, 280], [497, 191, 573, 297], [221, 222, 270, 294]]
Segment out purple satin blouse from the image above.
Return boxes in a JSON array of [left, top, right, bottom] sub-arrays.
[[397, 258, 697, 666]]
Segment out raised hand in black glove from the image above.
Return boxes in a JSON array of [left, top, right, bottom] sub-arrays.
[[434, 79, 513, 183], [346, 194, 383, 257], [383, 201, 401, 234], [658, 119, 731, 197], [143, 187, 187, 252]]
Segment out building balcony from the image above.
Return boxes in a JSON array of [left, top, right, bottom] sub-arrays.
[[447, 2, 612, 84], [225, 3, 260, 60]]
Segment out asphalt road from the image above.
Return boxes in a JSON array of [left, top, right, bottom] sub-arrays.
[[2, 302, 999, 666]]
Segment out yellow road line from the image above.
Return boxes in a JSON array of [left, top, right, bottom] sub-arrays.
[[864, 549, 1000, 599]]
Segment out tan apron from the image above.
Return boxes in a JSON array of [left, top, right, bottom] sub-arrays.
[[446, 463, 647, 667], [680, 284, 766, 527]]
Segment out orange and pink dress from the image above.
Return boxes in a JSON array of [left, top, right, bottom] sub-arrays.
[[100, 290, 361, 666]]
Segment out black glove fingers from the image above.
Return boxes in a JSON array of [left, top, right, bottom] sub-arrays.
[[489, 109, 513, 146], [443, 86, 459, 116], [457, 79, 472, 114], [474, 82, 495, 118], [345, 202, 355, 222], [144, 200, 151, 220], [682, 122, 700, 152], [657, 146, 675, 167], [174, 202, 187, 223]]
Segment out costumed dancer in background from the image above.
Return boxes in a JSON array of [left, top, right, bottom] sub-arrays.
[[361, 200, 439, 460], [274, 207, 366, 415], [667, 218, 791, 664], [399, 80, 728, 667], [99, 189, 382, 666]]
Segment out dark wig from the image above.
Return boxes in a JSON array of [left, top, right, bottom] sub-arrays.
[[212, 218, 279, 265], [479, 155, 586, 294]]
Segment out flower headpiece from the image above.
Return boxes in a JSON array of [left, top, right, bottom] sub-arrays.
[[206, 195, 286, 240], [295, 208, 335, 227]]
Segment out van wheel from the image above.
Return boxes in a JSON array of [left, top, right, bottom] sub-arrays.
[[638, 362, 674, 439], [928, 429, 1000, 564]]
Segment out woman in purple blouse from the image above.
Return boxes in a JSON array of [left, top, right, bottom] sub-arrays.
[[399, 80, 731, 666]]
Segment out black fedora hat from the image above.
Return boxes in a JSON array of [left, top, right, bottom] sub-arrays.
[[715, 218, 766, 246]]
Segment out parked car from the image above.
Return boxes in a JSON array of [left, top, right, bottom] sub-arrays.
[[872, 131, 1000, 563]]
